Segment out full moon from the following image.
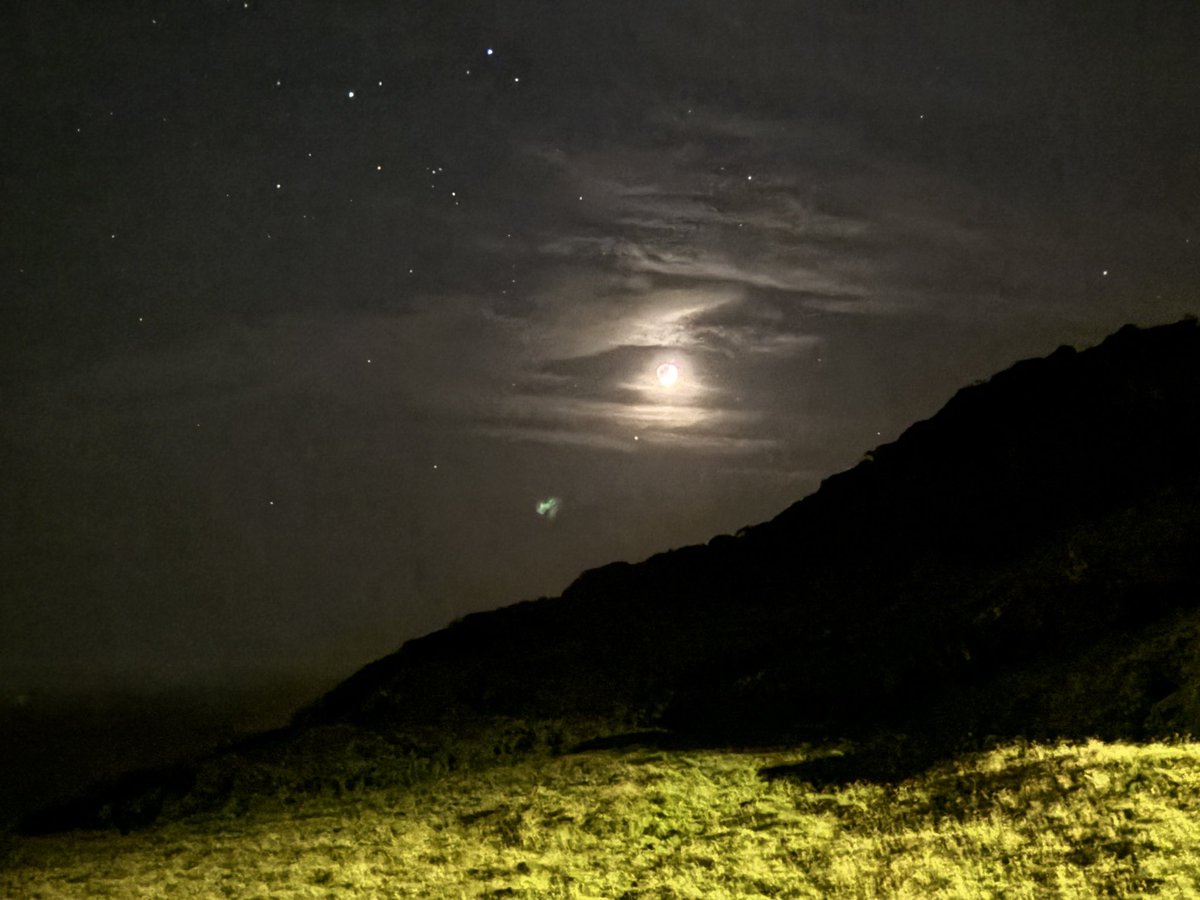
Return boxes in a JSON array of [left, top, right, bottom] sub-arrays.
[[656, 362, 680, 387]]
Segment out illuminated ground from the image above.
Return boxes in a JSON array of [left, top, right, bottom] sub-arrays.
[[4, 739, 1200, 898]]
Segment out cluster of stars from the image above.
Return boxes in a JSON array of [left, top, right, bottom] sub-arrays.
[[80, 28, 550, 299], [468, 47, 521, 82]]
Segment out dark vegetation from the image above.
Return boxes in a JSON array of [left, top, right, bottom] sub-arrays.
[[0, 682, 322, 830], [18, 318, 1200, 834]]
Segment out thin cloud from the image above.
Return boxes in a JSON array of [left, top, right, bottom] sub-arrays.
[[612, 241, 848, 295]]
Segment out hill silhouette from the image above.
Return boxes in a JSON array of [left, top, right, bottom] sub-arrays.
[[299, 318, 1200, 739], [20, 318, 1200, 833]]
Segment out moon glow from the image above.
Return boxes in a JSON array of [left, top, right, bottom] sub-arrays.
[[656, 362, 680, 388]]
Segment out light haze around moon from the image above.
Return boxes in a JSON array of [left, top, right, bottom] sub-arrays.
[[656, 362, 680, 388]]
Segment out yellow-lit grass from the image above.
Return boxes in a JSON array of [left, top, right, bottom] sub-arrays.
[[4, 739, 1200, 898]]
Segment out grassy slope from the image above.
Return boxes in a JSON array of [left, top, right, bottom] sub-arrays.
[[5, 739, 1200, 898]]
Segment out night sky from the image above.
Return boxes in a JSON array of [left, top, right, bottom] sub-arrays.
[[3, 1, 1198, 694]]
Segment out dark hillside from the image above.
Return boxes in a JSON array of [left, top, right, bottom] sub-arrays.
[[301, 319, 1200, 742], [21, 318, 1200, 833]]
